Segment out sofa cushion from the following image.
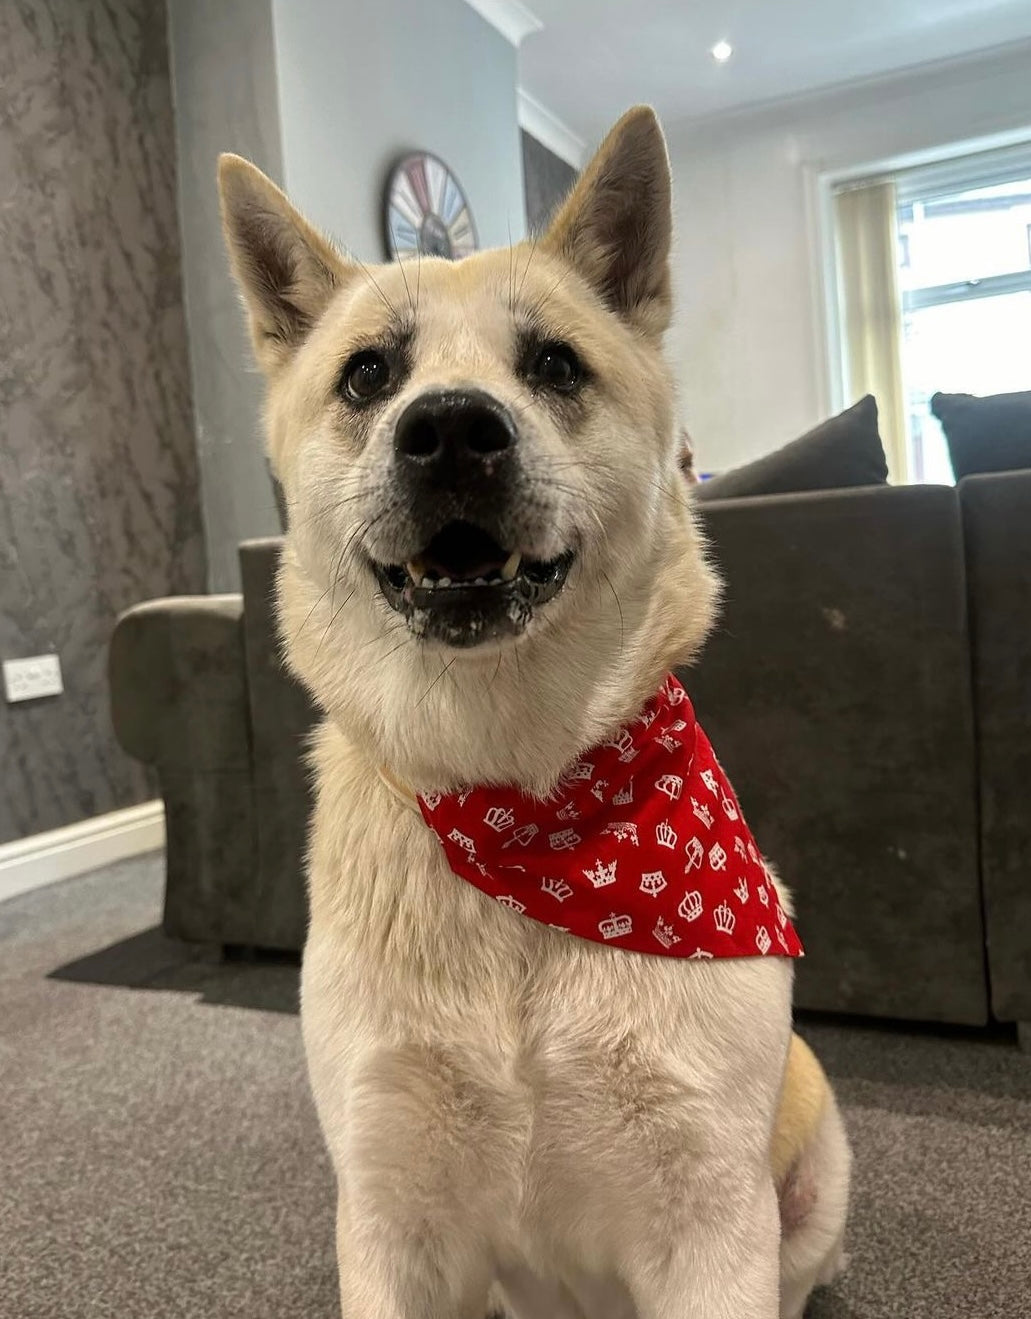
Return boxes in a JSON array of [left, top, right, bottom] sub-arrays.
[[930, 390, 1031, 479], [696, 395, 888, 501]]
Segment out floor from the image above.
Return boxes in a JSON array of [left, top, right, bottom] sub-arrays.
[[1, 855, 1029, 1318]]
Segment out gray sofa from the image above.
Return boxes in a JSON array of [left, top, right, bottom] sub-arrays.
[[109, 477, 1031, 1033]]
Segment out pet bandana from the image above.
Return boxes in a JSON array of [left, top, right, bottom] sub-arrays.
[[418, 675, 804, 960]]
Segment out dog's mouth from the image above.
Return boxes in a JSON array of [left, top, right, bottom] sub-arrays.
[[371, 520, 575, 648]]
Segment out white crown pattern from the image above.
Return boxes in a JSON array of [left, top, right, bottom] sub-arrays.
[[709, 843, 728, 871], [685, 836, 704, 871], [640, 870, 667, 895], [503, 823, 539, 848], [757, 883, 770, 907], [713, 901, 736, 935], [679, 889, 703, 922], [691, 797, 714, 828], [612, 781, 634, 806], [734, 877, 749, 905], [656, 821, 678, 849], [496, 895, 526, 913], [689, 947, 714, 959], [601, 821, 639, 845], [584, 859, 618, 888], [599, 913, 633, 939], [567, 762, 594, 782], [656, 735, 680, 753], [605, 730, 636, 757], [549, 828, 581, 851], [556, 801, 580, 821], [700, 769, 719, 797], [755, 925, 772, 955], [448, 828, 476, 855], [422, 792, 442, 811], [484, 806, 515, 832], [541, 876, 573, 902], [656, 774, 683, 801], [721, 793, 739, 821], [591, 780, 609, 801], [653, 917, 680, 949], [734, 837, 748, 860]]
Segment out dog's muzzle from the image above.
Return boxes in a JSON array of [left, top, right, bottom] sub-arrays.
[[369, 389, 575, 648]]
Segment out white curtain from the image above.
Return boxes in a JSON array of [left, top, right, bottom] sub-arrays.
[[834, 180, 907, 483]]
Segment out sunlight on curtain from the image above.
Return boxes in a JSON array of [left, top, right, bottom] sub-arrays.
[[835, 180, 907, 482]]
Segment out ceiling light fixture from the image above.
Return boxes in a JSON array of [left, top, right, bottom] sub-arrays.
[[711, 40, 733, 63]]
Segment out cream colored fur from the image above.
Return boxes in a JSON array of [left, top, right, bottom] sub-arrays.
[[219, 106, 850, 1318]]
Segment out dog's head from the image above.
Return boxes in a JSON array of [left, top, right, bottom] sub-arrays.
[[219, 107, 718, 793]]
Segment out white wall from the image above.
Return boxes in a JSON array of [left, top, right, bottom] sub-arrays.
[[169, 0, 527, 589], [271, 0, 526, 260], [666, 42, 1031, 474], [168, 0, 286, 591]]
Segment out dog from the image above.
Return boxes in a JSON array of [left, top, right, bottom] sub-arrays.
[[218, 105, 850, 1319]]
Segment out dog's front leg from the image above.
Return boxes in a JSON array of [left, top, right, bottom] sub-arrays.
[[335, 1190, 493, 1319], [626, 1175, 781, 1319]]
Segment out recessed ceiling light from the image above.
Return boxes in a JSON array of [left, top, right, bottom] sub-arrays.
[[711, 40, 733, 63]]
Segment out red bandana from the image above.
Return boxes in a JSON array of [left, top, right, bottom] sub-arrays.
[[418, 675, 804, 960]]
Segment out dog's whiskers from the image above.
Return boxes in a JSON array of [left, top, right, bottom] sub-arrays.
[[415, 656, 457, 708]]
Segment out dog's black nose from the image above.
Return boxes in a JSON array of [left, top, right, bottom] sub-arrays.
[[394, 390, 516, 477]]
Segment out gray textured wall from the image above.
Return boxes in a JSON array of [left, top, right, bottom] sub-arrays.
[[167, 0, 286, 592], [522, 130, 578, 235], [0, 0, 206, 844], [272, 0, 526, 261]]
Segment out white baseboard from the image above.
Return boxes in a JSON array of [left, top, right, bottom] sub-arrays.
[[0, 801, 166, 904]]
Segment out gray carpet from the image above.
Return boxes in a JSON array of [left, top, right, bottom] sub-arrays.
[[1, 857, 1029, 1319]]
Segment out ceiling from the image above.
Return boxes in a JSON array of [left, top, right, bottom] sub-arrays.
[[517, 0, 1031, 146]]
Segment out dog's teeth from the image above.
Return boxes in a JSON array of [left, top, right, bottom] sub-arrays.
[[406, 560, 425, 582], [500, 551, 521, 582]]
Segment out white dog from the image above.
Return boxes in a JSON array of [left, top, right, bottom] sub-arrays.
[[219, 105, 850, 1319]]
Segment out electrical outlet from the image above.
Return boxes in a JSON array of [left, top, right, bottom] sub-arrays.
[[3, 654, 64, 703]]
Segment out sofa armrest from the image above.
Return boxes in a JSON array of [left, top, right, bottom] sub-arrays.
[[109, 596, 259, 946], [109, 595, 250, 769], [689, 483, 987, 1024]]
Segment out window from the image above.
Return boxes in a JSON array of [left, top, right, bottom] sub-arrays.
[[830, 142, 1031, 484], [895, 149, 1031, 483]]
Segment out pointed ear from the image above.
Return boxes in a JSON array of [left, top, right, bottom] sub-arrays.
[[218, 154, 349, 373], [543, 106, 672, 338]]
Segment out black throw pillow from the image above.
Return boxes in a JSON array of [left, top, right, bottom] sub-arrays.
[[696, 396, 888, 501], [930, 390, 1031, 480]]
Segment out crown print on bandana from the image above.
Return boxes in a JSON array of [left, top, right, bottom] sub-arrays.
[[418, 674, 804, 960]]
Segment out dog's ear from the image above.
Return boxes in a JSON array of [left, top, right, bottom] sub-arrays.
[[218, 154, 349, 373], [543, 106, 672, 338]]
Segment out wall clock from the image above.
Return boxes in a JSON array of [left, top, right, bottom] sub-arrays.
[[384, 152, 478, 260]]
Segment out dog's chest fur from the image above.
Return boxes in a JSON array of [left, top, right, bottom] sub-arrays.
[[301, 722, 792, 1279]]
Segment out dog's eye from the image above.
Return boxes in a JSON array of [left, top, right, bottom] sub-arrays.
[[341, 350, 391, 402], [531, 342, 581, 393]]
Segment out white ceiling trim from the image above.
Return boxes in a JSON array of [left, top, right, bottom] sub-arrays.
[[464, 0, 543, 46], [518, 89, 586, 168]]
